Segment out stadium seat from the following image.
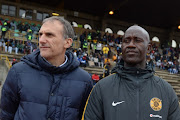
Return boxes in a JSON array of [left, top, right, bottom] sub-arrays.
[[14, 29, 19, 33], [14, 29, 20, 37], [25, 21, 28, 25], [14, 33, 19, 37], [22, 31, 27, 34]]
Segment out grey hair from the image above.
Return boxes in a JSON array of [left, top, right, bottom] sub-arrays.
[[42, 16, 75, 40]]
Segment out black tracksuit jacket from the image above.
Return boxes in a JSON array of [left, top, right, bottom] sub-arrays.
[[83, 64, 180, 120]]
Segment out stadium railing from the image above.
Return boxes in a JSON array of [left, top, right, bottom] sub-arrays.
[[0, 55, 12, 69]]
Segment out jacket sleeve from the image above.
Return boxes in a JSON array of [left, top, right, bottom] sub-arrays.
[[82, 83, 104, 120], [167, 84, 180, 120], [79, 78, 93, 120], [0, 67, 20, 120]]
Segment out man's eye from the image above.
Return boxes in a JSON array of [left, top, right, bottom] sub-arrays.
[[123, 39, 130, 43], [38, 33, 42, 37], [47, 33, 52, 36], [135, 38, 143, 42]]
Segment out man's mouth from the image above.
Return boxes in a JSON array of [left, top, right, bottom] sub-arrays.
[[40, 46, 50, 49], [126, 50, 137, 53]]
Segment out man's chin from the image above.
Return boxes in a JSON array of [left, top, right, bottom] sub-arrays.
[[40, 52, 49, 59], [124, 58, 139, 64]]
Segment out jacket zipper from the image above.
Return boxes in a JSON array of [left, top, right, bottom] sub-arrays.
[[136, 71, 140, 120], [46, 74, 54, 119]]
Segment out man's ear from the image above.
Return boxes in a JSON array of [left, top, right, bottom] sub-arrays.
[[147, 43, 152, 53], [64, 38, 73, 48]]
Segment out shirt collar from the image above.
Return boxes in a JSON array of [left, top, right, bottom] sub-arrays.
[[42, 55, 68, 67], [59, 55, 68, 67]]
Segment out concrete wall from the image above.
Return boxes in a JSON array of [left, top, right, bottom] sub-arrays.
[[0, 60, 8, 84], [0, 60, 9, 98]]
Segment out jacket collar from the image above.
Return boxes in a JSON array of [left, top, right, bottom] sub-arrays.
[[112, 59, 154, 81], [21, 49, 80, 74]]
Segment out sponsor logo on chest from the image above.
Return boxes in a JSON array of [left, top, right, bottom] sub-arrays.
[[149, 97, 163, 119]]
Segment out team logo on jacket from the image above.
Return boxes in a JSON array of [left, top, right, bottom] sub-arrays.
[[150, 97, 162, 111]]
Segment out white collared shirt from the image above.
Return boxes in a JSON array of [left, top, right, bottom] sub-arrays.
[[42, 55, 68, 67], [59, 55, 68, 67]]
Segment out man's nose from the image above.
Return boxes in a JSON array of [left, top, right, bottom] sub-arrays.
[[128, 40, 136, 47], [39, 34, 47, 43]]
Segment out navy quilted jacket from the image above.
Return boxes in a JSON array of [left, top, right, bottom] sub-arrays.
[[0, 49, 93, 120]]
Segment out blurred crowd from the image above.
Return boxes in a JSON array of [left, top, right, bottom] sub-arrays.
[[0, 17, 180, 81], [147, 43, 180, 74], [0, 17, 39, 55]]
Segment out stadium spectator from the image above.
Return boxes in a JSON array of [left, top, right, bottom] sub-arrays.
[[83, 39, 88, 52], [156, 60, 161, 69], [102, 44, 109, 58], [98, 53, 104, 68], [80, 31, 86, 48], [92, 73, 100, 84], [115, 35, 122, 44], [16, 40, 24, 53], [31, 42, 38, 52], [148, 58, 155, 70], [23, 41, 31, 54], [72, 49, 77, 58], [169, 65, 178, 74], [78, 53, 87, 67], [88, 52, 94, 61], [0, 16, 93, 120], [167, 59, 174, 70], [102, 32, 107, 44], [30, 23, 36, 33], [96, 30, 102, 42], [26, 28, 33, 41], [102, 62, 110, 78], [11, 58, 18, 66], [104, 57, 110, 65], [5, 38, 11, 53], [87, 32, 92, 42], [1, 21, 8, 39], [17, 21, 23, 32], [108, 38, 114, 47], [116, 43, 122, 55], [10, 20, 17, 30], [82, 25, 180, 120], [112, 54, 117, 62], [77, 47, 82, 57], [1, 40, 5, 52], [91, 41, 97, 53], [93, 55, 99, 66], [174, 59, 179, 73], [116, 52, 122, 63], [11, 38, 18, 54], [96, 41, 102, 54]]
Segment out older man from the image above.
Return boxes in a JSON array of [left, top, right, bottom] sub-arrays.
[[0, 16, 93, 120], [82, 25, 180, 120]]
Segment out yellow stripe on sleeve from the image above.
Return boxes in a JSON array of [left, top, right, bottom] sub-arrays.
[[81, 86, 95, 120]]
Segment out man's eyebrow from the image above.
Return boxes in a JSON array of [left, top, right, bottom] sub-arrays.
[[123, 36, 144, 40], [123, 36, 131, 39], [134, 36, 143, 39], [38, 31, 53, 34]]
